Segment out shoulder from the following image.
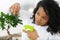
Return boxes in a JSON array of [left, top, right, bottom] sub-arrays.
[[34, 25, 50, 40], [48, 33, 60, 40]]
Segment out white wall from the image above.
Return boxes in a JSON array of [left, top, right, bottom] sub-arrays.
[[0, 0, 60, 12], [0, 0, 40, 12]]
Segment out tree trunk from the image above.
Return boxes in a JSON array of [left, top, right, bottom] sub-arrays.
[[6, 25, 12, 40]]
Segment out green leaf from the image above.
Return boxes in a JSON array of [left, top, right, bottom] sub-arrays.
[[0, 12, 23, 30]]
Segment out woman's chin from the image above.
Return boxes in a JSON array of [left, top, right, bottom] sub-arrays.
[[35, 23, 46, 26], [35, 22, 41, 26]]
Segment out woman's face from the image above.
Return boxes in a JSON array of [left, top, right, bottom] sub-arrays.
[[35, 7, 49, 26]]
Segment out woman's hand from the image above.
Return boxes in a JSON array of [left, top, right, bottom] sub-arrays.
[[9, 3, 20, 16], [23, 29, 39, 40]]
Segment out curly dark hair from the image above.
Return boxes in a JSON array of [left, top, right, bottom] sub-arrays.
[[32, 0, 60, 35]]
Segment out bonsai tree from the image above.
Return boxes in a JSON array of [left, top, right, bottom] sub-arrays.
[[0, 12, 23, 40]]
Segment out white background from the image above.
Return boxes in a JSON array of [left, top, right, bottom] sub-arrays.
[[0, 0, 60, 40]]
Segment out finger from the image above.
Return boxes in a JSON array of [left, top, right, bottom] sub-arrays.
[[23, 30, 26, 32], [23, 30, 30, 33]]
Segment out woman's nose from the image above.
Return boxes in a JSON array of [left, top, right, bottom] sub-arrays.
[[37, 17, 42, 21]]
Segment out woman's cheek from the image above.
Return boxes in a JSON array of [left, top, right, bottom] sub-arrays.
[[35, 16, 40, 25], [35, 14, 38, 21], [41, 20, 48, 25]]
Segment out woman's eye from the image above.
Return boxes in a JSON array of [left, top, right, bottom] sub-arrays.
[[42, 17, 47, 20], [37, 13, 40, 15]]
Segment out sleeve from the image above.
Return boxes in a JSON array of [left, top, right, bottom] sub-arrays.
[[21, 32, 29, 40], [34, 26, 50, 40]]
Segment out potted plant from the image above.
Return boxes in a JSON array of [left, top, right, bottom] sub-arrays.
[[0, 12, 23, 40]]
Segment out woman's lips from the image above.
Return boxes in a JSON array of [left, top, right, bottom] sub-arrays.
[[35, 21, 41, 25]]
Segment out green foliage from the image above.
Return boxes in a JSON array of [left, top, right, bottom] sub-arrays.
[[0, 12, 23, 30]]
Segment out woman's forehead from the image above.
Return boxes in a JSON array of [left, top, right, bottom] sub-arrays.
[[38, 7, 47, 15]]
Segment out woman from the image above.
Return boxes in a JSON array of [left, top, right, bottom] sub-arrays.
[[24, 0, 60, 40]]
